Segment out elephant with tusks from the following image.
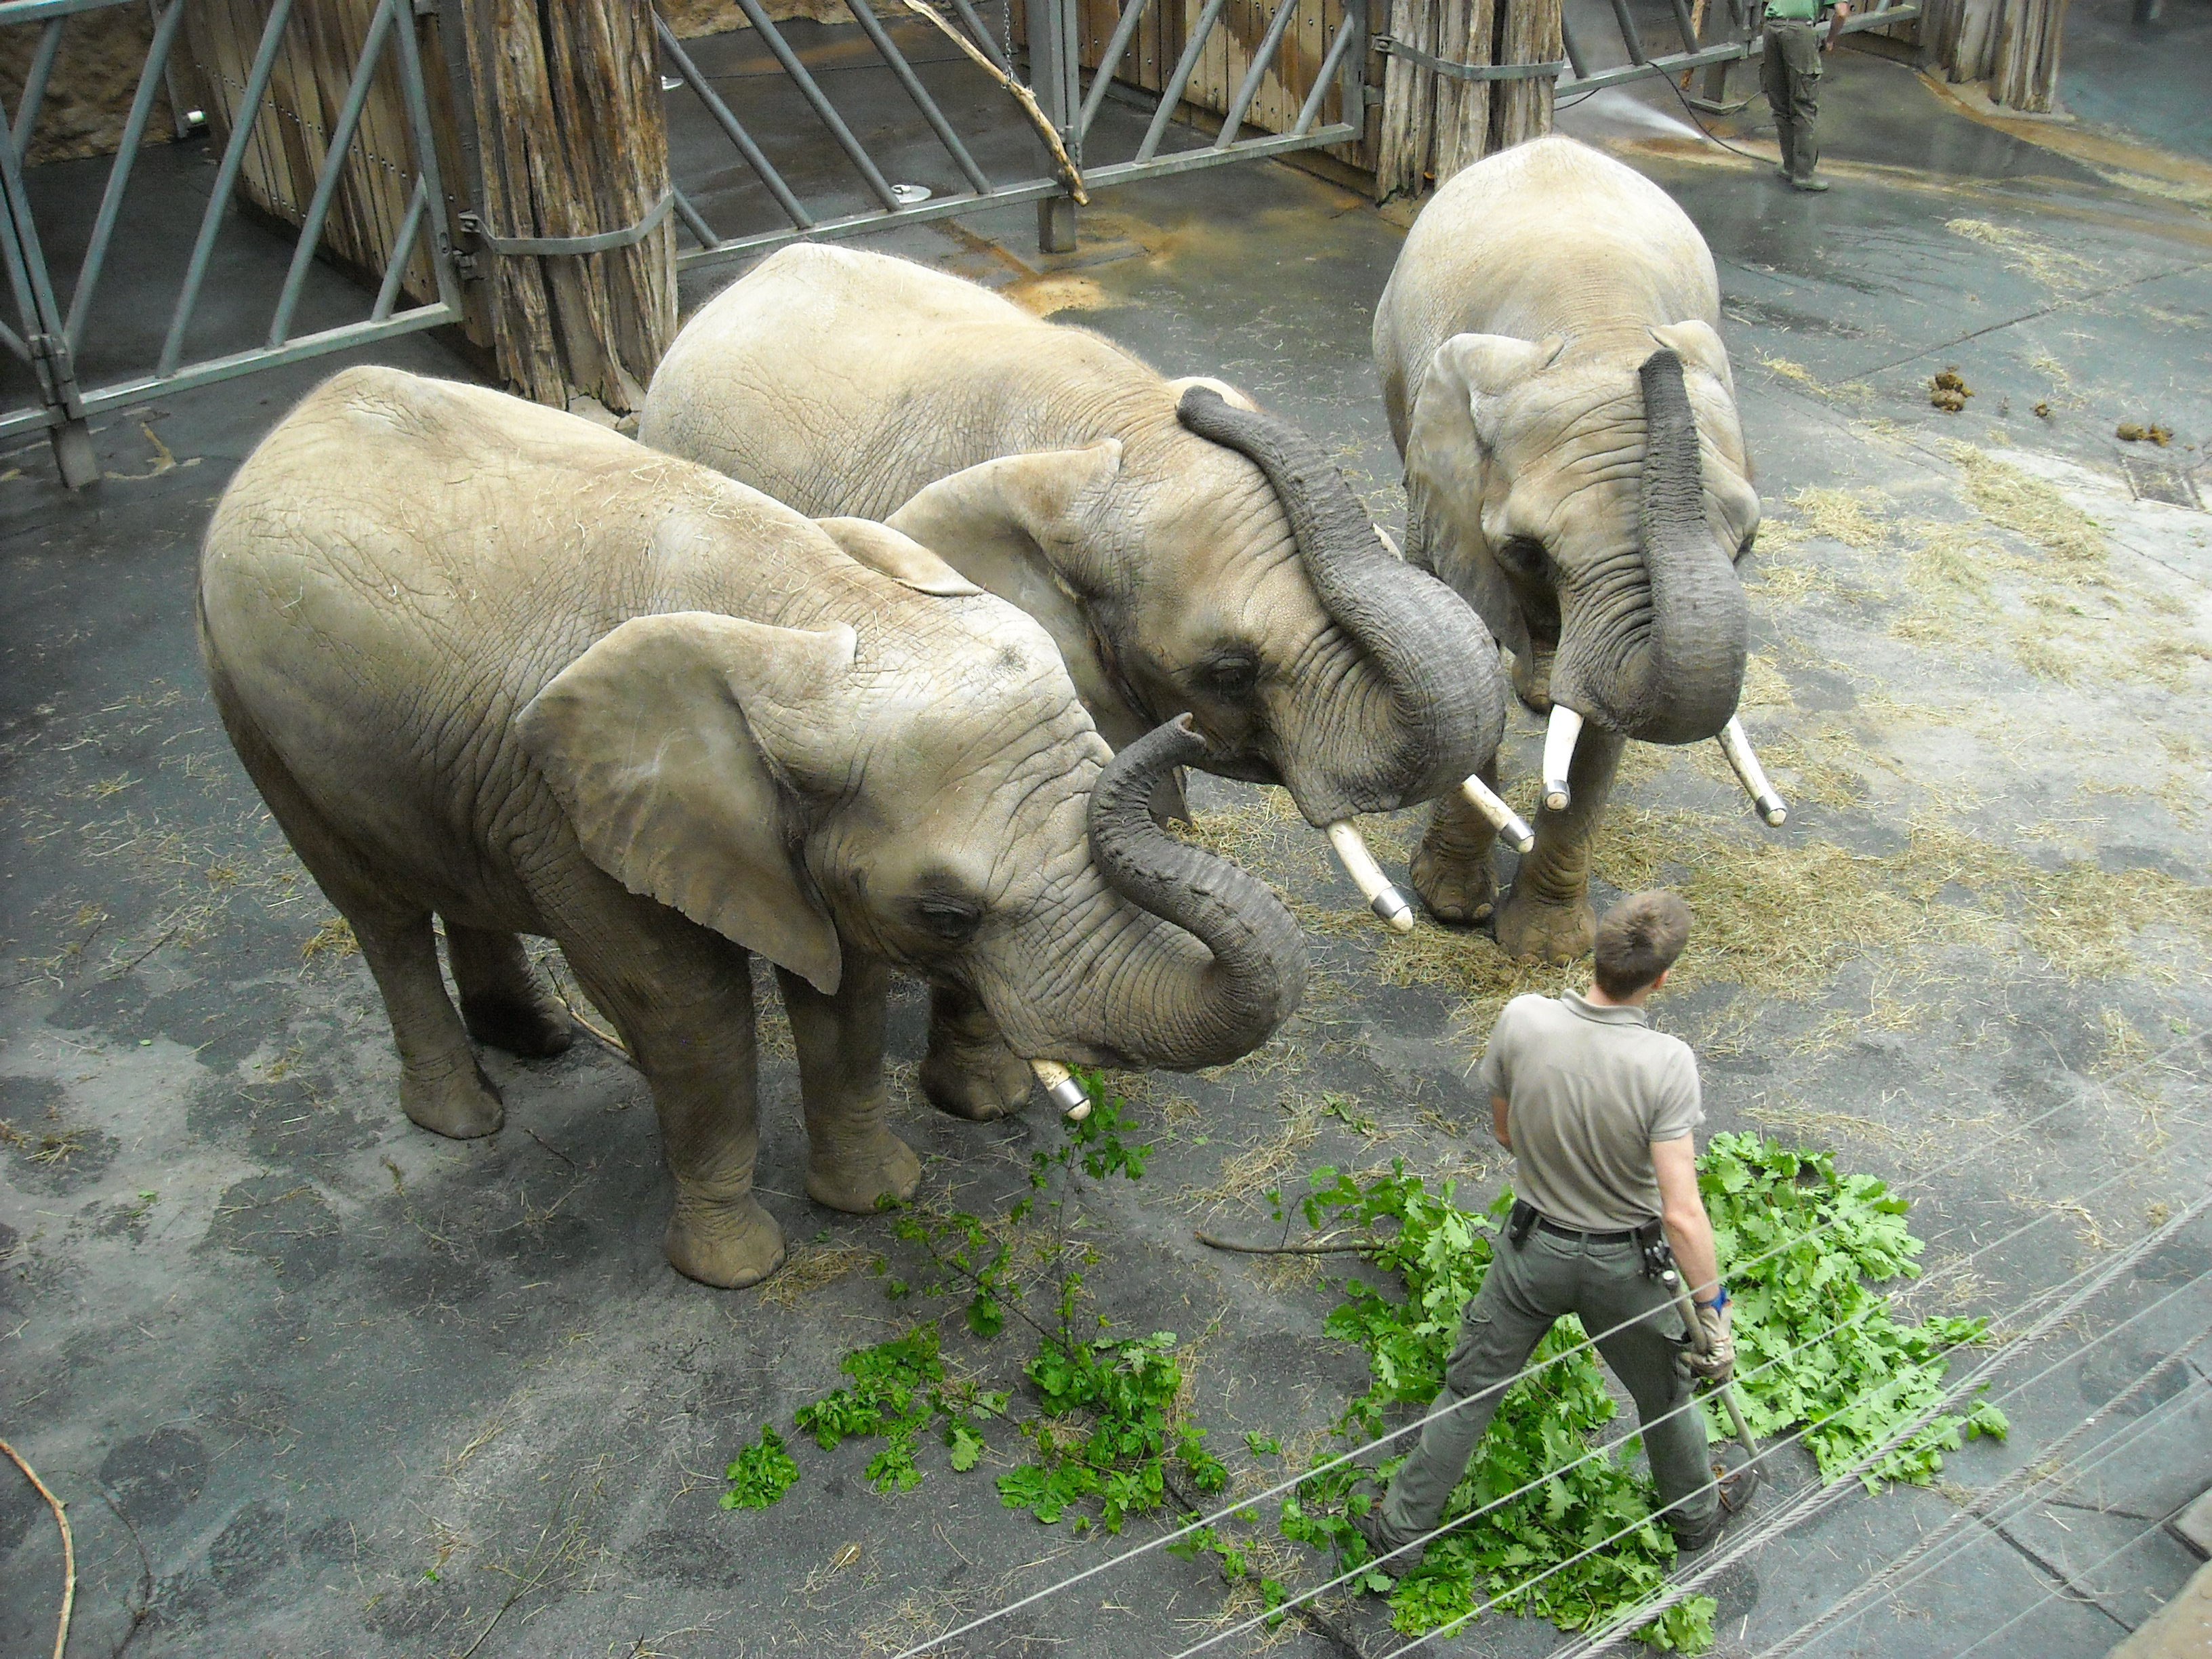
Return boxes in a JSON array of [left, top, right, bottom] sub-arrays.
[[1374, 135, 1788, 963], [640, 244, 1510, 1112], [199, 367, 1306, 1289]]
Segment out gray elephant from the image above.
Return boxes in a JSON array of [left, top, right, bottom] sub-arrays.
[[1374, 136, 1782, 962], [638, 243, 1508, 1111], [199, 367, 1306, 1288]]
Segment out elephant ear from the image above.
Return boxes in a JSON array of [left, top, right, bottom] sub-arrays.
[[1162, 375, 1258, 411], [516, 611, 853, 995], [1648, 320, 1735, 398], [884, 441, 1148, 750], [813, 516, 983, 596], [1405, 333, 1560, 662]]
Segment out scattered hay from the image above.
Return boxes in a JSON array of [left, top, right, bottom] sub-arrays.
[[1942, 219, 2098, 293], [758, 1243, 873, 1311], [1784, 485, 1893, 550], [1742, 1097, 1907, 1149], [1946, 445, 2105, 566], [299, 914, 357, 965], [1740, 652, 1797, 710], [1759, 355, 1866, 404]]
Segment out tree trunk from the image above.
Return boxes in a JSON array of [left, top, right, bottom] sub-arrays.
[[460, 0, 676, 412], [1431, 0, 1492, 184], [1488, 0, 1557, 149], [1375, 0, 1438, 200]]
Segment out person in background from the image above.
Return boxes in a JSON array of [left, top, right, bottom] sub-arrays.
[[1762, 0, 1853, 190], [1353, 890, 1755, 1563]]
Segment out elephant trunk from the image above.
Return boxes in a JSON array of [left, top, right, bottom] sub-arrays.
[[1176, 388, 1502, 823], [1082, 715, 1307, 1070]]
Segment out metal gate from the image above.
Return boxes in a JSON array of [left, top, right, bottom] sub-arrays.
[[0, 0, 460, 486]]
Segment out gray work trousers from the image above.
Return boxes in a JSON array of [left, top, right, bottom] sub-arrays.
[[1762, 20, 1824, 182], [1376, 1224, 1718, 1547]]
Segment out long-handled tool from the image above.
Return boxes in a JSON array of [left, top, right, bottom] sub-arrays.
[[1662, 1267, 1760, 1462]]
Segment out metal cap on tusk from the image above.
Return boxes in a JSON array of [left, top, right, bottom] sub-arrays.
[[1541, 705, 1584, 814], [1717, 716, 1789, 827], [1030, 1059, 1092, 1121], [1325, 821, 1416, 933], [1460, 775, 1536, 854]]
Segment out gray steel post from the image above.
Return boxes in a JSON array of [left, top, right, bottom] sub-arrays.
[[1027, 0, 1078, 252]]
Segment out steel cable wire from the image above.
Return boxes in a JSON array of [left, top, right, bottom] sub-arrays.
[[886, 1029, 2207, 1659], [1173, 1183, 2212, 1659]]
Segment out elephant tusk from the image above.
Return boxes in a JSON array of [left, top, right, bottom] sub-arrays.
[[1326, 821, 1416, 933], [1541, 705, 1584, 814], [1030, 1059, 1092, 1121], [1717, 716, 1789, 826], [1374, 525, 1404, 558], [1460, 775, 1536, 854]]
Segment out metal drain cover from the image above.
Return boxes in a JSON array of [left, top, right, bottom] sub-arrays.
[[2117, 450, 2204, 510]]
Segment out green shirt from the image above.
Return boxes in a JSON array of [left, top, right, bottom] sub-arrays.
[[1766, 0, 1822, 19]]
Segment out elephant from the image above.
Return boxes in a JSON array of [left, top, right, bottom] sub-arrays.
[[1372, 135, 1771, 962], [198, 366, 1307, 1289], [638, 243, 1509, 1114]]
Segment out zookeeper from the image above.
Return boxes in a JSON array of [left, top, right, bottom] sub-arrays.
[[1761, 0, 1853, 191], [1355, 890, 1756, 1563]]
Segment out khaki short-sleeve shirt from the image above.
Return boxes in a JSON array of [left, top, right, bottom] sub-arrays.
[[1476, 990, 1704, 1231]]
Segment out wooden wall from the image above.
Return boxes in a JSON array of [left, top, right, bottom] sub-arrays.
[[0, 5, 182, 165], [1920, 0, 2070, 112]]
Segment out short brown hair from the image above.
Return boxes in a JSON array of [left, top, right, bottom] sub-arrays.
[[1593, 890, 1691, 997]]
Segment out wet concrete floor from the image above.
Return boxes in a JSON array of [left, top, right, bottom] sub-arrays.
[[3, 26, 2209, 1659]]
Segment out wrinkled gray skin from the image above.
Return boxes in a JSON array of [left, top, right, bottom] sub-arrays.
[[641, 244, 1507, 1110], [1374, 136, 1761, 960], [199, 367, 1305, 1288]]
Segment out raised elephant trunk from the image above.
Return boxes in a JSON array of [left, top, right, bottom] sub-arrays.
[[1175, 388, 1502, 823], [1084, 715, 1307, 1070], [1626, 347, 1748, 745]]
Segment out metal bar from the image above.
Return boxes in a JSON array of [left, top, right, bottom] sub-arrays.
[[670, 184, 717, 247], [371, 177, 426, 321], [1078, 0, 1151, 142], [389, 0, 462, 316], [1668, 0, 1702, 52], [1216, 0, 1306, 148], [945, 0, 1010, 72], [1135, 0, 1231, 162], [267, 0, 401, 348], [671, 122, 1357, 274], [1607, 0, 1650, 63], [11, 19, 63, 155], [1337, 0, 1364, 131], [0, 315, 26, 364], [62, 0, 184, 350], [0, 70, 70, 344], [841, 0, 993, 194], [160, 0, 295, 376], [1557, 9, 1589, 77], [655, 18, 813, 230], [0, 0, 146, 19], [726, 0, 901, 211], [432, 0, 485, 228], [0, 302, 464, 444], [1295, 7, 1361, 133]]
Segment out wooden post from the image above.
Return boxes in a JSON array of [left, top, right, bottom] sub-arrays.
[[1375, 0, 1437, 199], [459, 0, 676, 412], [1486, 0, 1557, 150], [1989, 0, 2066, 110]]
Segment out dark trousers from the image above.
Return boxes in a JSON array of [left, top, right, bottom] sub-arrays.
[[1762, 20, 1824, 181], [1375, 1225, 1718, 1547]]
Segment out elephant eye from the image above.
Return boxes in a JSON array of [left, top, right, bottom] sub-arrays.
[[912, 894, 984, 944], [1497, 535, 1547, 577], [1197, 649, 1260, 699]]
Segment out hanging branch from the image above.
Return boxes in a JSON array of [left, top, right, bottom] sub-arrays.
[[1, 1437, 75, 1659], [897, 0, 1090, 201]]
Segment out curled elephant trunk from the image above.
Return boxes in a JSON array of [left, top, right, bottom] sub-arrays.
[[1625, 348, 1748, 745], [1084, 714, 1307, 1070], [1176, 388, 1503, 822]]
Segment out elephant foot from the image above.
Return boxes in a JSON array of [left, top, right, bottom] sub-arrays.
[[665, 1193, 787, 1289], [460, 993, 575, 1059], [401, 1059, 506, 1139], [806, 1127, 922, 1214], [920, 1032, 1036, 1122], [1410, 829, 1496, 928], [1493, 885, 1596, 964]]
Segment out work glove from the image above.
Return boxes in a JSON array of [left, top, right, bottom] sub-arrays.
[[1685, 1300, 1734, 1385]]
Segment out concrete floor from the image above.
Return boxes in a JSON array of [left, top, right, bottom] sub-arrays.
[[3, 26, 2209, 1659]]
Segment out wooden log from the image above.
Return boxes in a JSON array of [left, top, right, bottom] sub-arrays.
[[1430, 0, 1491, 184], [1487, 0, 1558, 152], [1374, 0, 1437, 199], [459, 0, 676, 412], [1990, 0, 2066, 111]]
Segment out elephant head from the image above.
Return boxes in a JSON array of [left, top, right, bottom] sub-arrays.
[[516, 535, 1306, 1078], [1406, 325, 1761, 750], [878, 386, 1509, 832]]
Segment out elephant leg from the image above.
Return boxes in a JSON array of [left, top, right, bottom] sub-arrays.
[[775, 958, 922, 1214], [1410, 769, 1500, 926], [218, 697, 501, 1137], [920, 981, 1036, 1122], [1493, 726, 1626, 964], [545, 882, 784, 1288], [445, 924, 575, 1059]]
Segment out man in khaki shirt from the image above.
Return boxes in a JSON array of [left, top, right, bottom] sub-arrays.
[[1356, 891, 1752, 1561]]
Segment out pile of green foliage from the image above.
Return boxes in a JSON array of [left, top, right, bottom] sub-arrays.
[[1269, 1131, 2005, 1652]]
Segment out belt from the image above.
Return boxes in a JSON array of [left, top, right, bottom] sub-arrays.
[[1536, 1216, 1645, 1245]]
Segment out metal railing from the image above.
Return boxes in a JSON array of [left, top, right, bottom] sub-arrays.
[[0, 0, 461, 486], [659, 0, 1370, 270]]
